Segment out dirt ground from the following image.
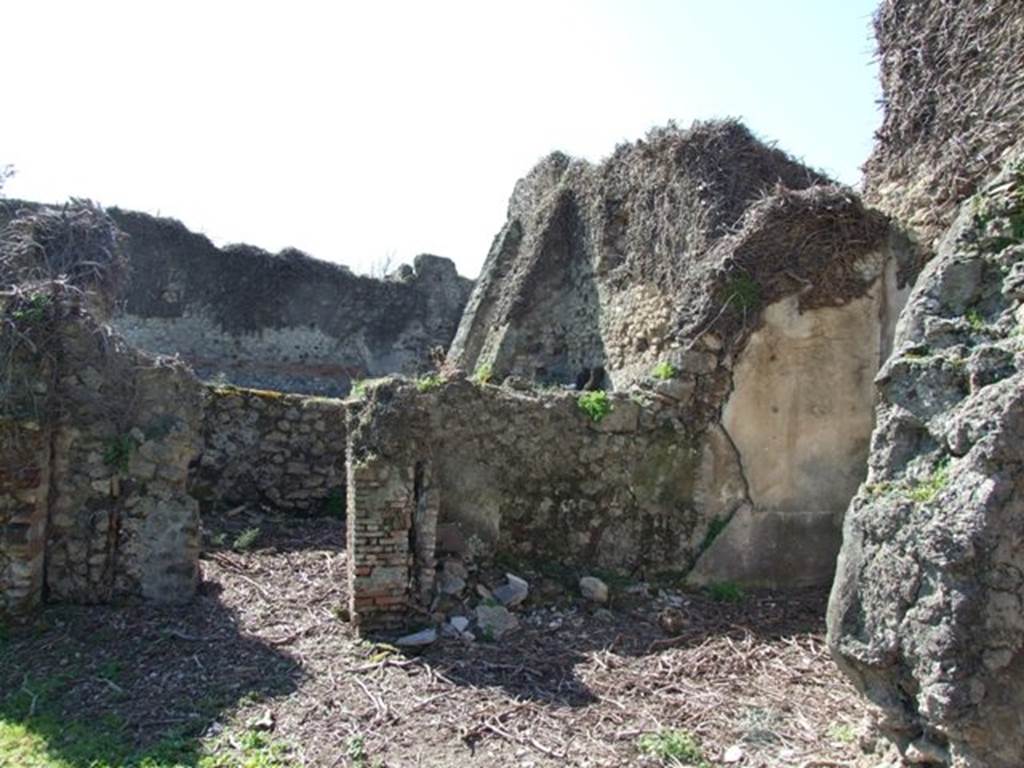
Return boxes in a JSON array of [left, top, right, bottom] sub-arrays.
[[0, 515, 884, 768]]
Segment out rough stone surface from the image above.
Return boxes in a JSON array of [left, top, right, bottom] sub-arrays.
[[579, 576, 609, 604], [1, 286, 203, 615], [828, 155, 1024, 768], [191, 384, 348, 516], [448, 120, 893, 394], [491, 573, 529, 607], [475, 603, 519, 641], [0, 201, 473, 396]]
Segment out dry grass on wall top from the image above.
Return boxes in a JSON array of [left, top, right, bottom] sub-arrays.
[[0, 201, 125, 304], [865, 0, 1024, 251], [680, 185, 894, 352]]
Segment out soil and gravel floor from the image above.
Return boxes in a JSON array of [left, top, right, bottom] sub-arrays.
[[0, 514, 882, 768]]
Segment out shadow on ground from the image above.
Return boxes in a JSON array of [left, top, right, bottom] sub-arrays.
[[0, 587, 303, 767]]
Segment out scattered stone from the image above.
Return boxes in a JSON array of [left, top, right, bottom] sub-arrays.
[[442, 558, 468, 580], [502, 375, 531, 391], [475, 604, 519, 640], [905, 740, 948, 765], [579, 576, 609, 603], [395, 628, 437, 647], [658, 607, 687, 635], [449, 615, 470, 633], [654, 377, 695, 403], [437, 572, 466, 596], [246, 709, 275, 732], [492, 573, 529, 607], [722, 744, 744, 763]]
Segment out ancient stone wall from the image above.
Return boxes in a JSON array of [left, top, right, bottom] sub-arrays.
[[690, 256, 908, 587], [105, 209, 472, 396], [348, 239, 905, 628], [0, 286, 203, 616], [191, 384, 348, 516], [0, 316, 53, 615], [1, 201, 474, 396], [448, 122, 894, 393]]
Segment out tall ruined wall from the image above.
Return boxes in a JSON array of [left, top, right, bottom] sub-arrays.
[[448, 120, 894, 391], [864, 0, 1024, 255], [1, 201, 473, 396], [349, 230, 906, 627], [1, 286, 203, 616], [828, 150, 1024, 768], [191, 384, 348, 516]]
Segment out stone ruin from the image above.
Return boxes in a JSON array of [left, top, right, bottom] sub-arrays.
[[2, 1, 1024, 764], [0, 202, 473, 397]]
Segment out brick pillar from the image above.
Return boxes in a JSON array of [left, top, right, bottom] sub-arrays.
[[347, 456, 416, 628]]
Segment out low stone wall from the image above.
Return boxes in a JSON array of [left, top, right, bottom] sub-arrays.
[[344, 377, 743, 628], [191, 385, 348, 516], [0, 287, 202, 616]]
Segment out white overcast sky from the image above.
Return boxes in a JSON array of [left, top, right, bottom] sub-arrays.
[[1, 1, 881, 278]]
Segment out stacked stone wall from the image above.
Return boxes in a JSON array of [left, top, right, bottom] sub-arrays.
[[191, 385, 348, 516], [0, 286, 203, 616]]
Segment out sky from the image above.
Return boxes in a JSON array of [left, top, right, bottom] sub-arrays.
[[0, 1, 882, 279]]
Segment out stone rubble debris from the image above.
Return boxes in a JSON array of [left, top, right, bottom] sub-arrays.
[[579, 576, 609, 604]]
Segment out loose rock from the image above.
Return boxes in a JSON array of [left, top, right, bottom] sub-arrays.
[[395, 628, 437, 647], [579, 576, 609, 603], [475, 604, 519, 640], [492, 573, 529, 607]]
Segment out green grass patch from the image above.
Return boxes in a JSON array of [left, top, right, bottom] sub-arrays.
[[0, 651, 296, 768], [11, 293, 51, 326], [415, 374, 443, 393], [577, 390, 612, 422], [908, 459, 951, 503], [103, 435, 136, 472], [637, 728, 708, 766], [828, 721, 857, 744], [233, 526, 261, 552], [707, 581, 745, 603], [651, 361, 677, 380], [866, 458, 952, 505], [724, 273, 760, 313], [965, 308, 986, 332], [472, 363, 494, 385]]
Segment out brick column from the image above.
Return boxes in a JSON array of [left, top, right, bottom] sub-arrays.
[[347, 456, 416, 628]]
